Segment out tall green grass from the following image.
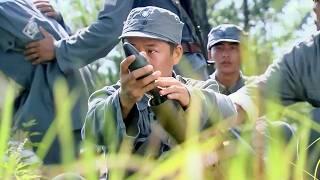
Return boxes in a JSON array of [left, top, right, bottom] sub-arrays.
[[0, 0, 318, 179], [1, 79, 318, 179]]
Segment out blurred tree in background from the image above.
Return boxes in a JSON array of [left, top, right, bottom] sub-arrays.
[[51, 0, 317, 128], [54, 0, 315, 83], [207, 0, 315, 74]]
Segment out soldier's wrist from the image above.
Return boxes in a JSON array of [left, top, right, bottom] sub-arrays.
[[119, 91, 135, 119]]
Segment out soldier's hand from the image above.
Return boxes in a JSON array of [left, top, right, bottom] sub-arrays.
[[156, 77, 190, 108], [33, 0, 61, 21], [119, 55, 161, 118], [24, 27, 56, 64]]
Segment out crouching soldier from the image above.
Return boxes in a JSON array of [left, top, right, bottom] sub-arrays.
[[82, 6, 236, 159]]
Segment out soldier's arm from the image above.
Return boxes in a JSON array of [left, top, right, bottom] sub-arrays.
[[24, 0, 135, 71], [198, 86, 238, 126], [83, 85, 139, 148], [33, 0, 72, 34], [54, 0, 135, 73], [83, 54, 160, 147], [229, 33, 318, 121], [180, 77, 238, 128]]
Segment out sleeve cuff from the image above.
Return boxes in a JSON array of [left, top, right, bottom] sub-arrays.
[[229, 90, 259, 122], [214, 93, 238, 120], [54, 40, 68, 72]]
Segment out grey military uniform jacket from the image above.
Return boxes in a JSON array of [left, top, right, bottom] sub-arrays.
[[0, 0, 133, 132], [83, 75, 237, 154], [210, 71, 250, 95], [230, 31, 320, 120]]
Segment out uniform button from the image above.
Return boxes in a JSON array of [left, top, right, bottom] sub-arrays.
[[8, 41, 13, 46], [142, 20, 148, 25]]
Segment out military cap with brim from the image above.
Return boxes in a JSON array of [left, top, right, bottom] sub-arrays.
[[207, 24, 243, 50], [120, 6, 184, 44]]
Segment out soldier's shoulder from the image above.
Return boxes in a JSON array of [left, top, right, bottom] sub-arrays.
[[243, 75, 259, 84], [177, 75, 219, 90]]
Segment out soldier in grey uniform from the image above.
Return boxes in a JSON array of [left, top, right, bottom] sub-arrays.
[[230, 0, 320, 176], [83, 6, 236, 157], [24, 0, 209, 80], [0, 0, 134, 164], [231, 4, 320, 127], [133, 0, 209, 80], [207, 24, 249, 95], [208, 24, 294, 143]]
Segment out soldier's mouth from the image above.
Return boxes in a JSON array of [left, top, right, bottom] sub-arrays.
[[221, 62, 232, 66]]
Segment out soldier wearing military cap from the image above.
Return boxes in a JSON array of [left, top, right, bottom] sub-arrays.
[[83, 6, 237, 156], [132, 0, 210, 80], [207, 24, 248, 95]]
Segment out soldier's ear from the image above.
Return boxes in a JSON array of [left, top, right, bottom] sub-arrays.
[[173, 44, 183, 65]]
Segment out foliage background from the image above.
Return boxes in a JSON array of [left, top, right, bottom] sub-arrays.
[[54, 0, 316, 81], [1, 0, 319, 179]]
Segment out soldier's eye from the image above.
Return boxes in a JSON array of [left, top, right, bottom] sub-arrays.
[[231, 46, 238, 50], [147, 50, 156, 54]]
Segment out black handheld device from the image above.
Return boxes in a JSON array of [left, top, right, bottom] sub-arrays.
[[123, 42, 167, 106], [123, 42, 150, 78]]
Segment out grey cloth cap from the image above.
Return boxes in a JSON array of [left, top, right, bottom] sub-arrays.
[[120, 6, 184, 44], [207, 24, 243, 50]]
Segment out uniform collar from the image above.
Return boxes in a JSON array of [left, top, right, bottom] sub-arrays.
[[209, 71, 246, 95]]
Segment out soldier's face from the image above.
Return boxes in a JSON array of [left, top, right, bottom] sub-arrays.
[[126, 37, 183, 77], [314, 0, 320, 30], [210, 42, 241, 75]]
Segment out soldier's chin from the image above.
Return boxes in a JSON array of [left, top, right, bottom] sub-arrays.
[[220, 68, 237, 74]]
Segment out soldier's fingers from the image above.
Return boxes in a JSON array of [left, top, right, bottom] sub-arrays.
[[165, 86, 190, 107], [25, 53, 39, 61], [31, 58, 44, 65], [38, 7, 53, 14], [138, 71, 161, 87], [45, 12, 57, 18], [167, 91, 190, 108], [159, 85, 183, 96], [25, 42, 39, 49], [24, 48, 38, 56], [166, 92, 182, 102], [34, 2, 51, 8], [155, 77, 180, 88], [131, 64, 153, 80], [143, 81, 157, 93], [120, 55, 136, 75], [34, 4, 52, 12]]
